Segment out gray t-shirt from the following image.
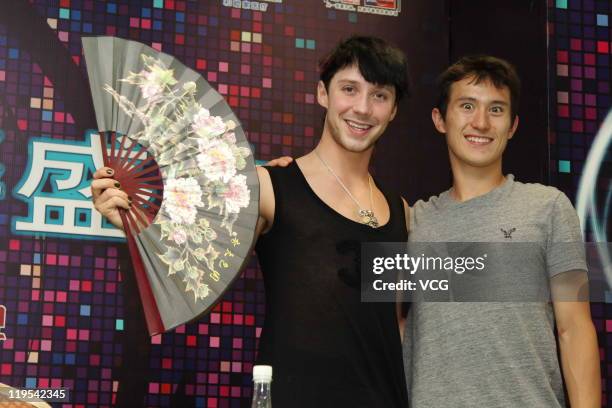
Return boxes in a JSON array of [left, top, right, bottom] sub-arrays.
[[403, 175, 586, 408]]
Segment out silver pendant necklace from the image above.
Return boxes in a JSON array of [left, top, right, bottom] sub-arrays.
[[314, 150, 379, 228]]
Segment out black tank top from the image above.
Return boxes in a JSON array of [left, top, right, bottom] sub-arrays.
[[255, 161, 408, 407]]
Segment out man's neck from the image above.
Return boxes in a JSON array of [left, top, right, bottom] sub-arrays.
[[307, 135, 372, 184], [449, 159, 506, 202]]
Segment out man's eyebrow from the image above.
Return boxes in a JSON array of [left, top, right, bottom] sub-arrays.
[[335, 79, 393, 91], [455, 96, 509, 106], [336, 79, 359, 85], [373, 85, 394, 92]]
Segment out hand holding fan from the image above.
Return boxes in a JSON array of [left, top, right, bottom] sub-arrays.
[[82, 36, 259, 335]]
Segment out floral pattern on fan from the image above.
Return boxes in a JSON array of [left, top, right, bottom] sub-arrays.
[[104, 54, 252, 301]]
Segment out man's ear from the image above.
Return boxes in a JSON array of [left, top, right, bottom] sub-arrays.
[[389, 104, 397, 122], [317, 81, 329, 109], [431, 108, 447, 134], [508, 115, 519, 140]]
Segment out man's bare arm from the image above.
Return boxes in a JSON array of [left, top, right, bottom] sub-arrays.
[[255, 166, 275, 238], [397, 197, 411, 339], [553, 281, 601, 408]]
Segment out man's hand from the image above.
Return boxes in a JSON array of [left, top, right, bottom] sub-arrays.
[[90, 167, 130, 230], [264, 156, 293, 167]]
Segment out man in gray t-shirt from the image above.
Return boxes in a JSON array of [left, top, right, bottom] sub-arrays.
[[402, 56, 600, 407]]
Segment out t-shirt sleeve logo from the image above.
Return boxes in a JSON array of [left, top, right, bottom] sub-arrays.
[[501, 227, 516, 239]]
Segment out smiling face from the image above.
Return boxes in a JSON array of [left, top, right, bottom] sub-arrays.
[[432, 76, 519, 171], [318, 64, 397, 153]]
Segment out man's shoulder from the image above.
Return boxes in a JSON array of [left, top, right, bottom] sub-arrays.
[[510, 178, 563, 202], [509, 179, 573, 216], [257, 162, 297, 184], [410, 190, 450, 214]]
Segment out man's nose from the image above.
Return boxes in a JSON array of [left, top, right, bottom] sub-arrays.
[[352, 94, 372, 116], [471, 107, 491, 130]]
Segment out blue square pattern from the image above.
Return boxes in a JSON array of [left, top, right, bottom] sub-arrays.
[[17, 314, 28, 325], [80, 305, 91, 316], [596, 14, 608, 26], [558, 160, 571, 173], [52, 353, 63, 365], [64, 353, 75, 365]]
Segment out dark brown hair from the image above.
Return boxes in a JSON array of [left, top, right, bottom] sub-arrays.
[[319, 35, 410, 104]]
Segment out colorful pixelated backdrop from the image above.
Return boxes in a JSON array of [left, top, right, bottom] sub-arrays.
[[0, 0, 609, 407]]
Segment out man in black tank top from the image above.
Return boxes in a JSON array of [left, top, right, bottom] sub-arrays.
[[254, 36, 411, 407], [90, 36, 411, 407]]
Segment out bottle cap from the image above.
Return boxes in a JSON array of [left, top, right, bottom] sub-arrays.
[[253, 365, 272, 382]]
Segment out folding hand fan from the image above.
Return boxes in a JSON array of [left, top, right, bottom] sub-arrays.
[[82, 36, 259, 335]]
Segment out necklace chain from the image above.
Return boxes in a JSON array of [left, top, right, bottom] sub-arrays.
[[314, 150, 379, 228]]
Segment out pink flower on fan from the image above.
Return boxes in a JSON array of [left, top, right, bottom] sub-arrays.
[[137, 62, 177, 101], [141, 82, 163, 100], [224, 132, 237, 144], [192, 107, 227, 137], [164, 177, 204, 225], [170, 227, 188, 245], [197, 138, 237, 183], [221, 174, 250, 213]]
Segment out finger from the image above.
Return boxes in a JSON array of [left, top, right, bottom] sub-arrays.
[[264, 158, 280, 166], [97, 195, 131, 216], [94, 186, 130, 207], [93, 167, 115, 179], [264, 156, 293, 167], [90, 178, 123, 200]]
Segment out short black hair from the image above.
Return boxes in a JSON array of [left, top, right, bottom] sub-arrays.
[[436, 55, 521, 121], [319, 35, 410, 104]]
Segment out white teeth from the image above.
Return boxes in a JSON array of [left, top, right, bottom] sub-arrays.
[[346, 120, 372, 131], [465, 136, 492, 143]]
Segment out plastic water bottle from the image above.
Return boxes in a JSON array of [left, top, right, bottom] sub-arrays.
[[251, 365, 272, 408]]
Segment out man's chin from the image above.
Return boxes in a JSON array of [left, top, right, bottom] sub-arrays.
[[342, 142, 375, 154], [337, 135, 379, 153], [458, 157, 501, 168]]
